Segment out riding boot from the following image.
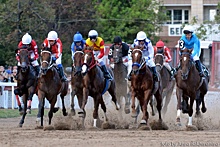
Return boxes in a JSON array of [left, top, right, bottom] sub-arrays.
[[151, 66, 159, 82], [127, 71, 132, 81], [58, 66, 68, 82], [15, 66, 21, 80], [175, 63, 180, 75], [195, 60, 205, 77], [170, 67, 176, 79], [101, 65, 112, 80], [33, 66, 40, 77]]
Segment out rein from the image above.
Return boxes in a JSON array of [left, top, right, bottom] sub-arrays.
[[132, 49, 146, 71], [83, 49, 96, 71]]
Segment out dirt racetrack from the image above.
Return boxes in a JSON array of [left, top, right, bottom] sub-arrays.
[[0, 90, 220, 147]]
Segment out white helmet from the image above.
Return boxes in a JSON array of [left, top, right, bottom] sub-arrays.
[[88, 30, 98, 37], [47, 31, 58, 40], [183, 25, 194, 33], [22, 33, 32, 44], [136, 31, 147, 40]]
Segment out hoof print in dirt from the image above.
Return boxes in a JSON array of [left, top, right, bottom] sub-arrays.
[[101, 122, 115, 129], [186, 125, 198, 131], [43, 125, 55, 131], [150, 120, 169, 130]]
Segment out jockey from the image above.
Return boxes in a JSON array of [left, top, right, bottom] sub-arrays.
[[178, 25, 205, 77], [16, 33, 40, 78], [85, 29, 112, 80], [71, 31, 86, 63], [108, 36, 129, 67], [128, 31, 159, 82], [154, 40, 175, 79], [42, 30, 68, 82]]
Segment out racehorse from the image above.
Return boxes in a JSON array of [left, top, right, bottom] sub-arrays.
[[175, 48, 209, 128], [110, 45, 129, 113], [14, 47, 38, 127], [130, 46, 164, 129], [37, 47, 68, 127], [154, 53, 175, 116], [70, 49, 84, 115], [80, 46, 120, 128]]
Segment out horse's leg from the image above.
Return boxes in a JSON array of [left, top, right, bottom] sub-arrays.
[[149, 96, 155, 116], [176, 87, 183, 125], [124, 81, 131, 114], [70, 89, 76, 115], [188, 95, 196, 126], [154, 91, 163, 121], [99, 96, 108, 123], [195, 90, 201, 115], [60, 95, 68, 116], [108, 82, 120, 110], [26, 87, 35, 114], [48, 96, 57, 125], [162, 89, 172, 116], [15, 95, 23, 113], [140, 90, 152, 124], [37, 91, 45, 127], [19, 94, 27, 127], [79, 87, 88, 128], [131, 87, 137, 118]]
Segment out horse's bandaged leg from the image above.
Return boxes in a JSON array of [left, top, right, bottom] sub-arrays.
[[93, 119, 97, 127], [188, 116, 193, 126], [177, 109, 181, 118]]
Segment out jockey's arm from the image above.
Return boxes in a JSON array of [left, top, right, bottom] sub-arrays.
[[97, 47, 104, 59], [147, 41, 154, 60], [191, 37, 200, 57], [164, 47, 172, 62]]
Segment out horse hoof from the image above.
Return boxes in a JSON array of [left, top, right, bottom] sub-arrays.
[[78, 111, 84, 118], [186, 125, 198, 131], [53, 107, 59, 113], [26, 109, 31, 114], [18, 124, 23, 128], [151, 112, 155, 116], [131, 111, 137, 118], [19, 111, 24, 115], [150, 120, 168, 130], [201, 107, 207, 113], [140, 120, 147, 124], [63, 111, 68, 116], [138, 124, 151, 130], [70, 109, 76, 116], [124, 108, 130, 114]]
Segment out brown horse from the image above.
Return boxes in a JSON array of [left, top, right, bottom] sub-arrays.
[[110, 45, 129, 113], [154, 53, 175, 116], [70, 50, 84, 115], [130, 47, 164, 129], [37, 48, 68, 127], [14, 47, 38, 127], [79, 46, 120, 128], [175, 48, 209, 128]]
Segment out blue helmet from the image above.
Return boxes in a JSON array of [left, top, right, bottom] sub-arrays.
[[73, 32, 83, 42]]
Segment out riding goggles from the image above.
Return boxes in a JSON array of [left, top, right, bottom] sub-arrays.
[[183, 30, 192, 34], [89, 36, 97, 40]]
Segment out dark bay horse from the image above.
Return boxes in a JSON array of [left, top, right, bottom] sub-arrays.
[[175, 48, 209, 128], [14, 47, 38, 127], [80, 46, 120, 128], [70, 50, 84, 115], [130, 47, 164, 129], [37, 48, 68, 127], [110, 45, 129, 113], [154, 53, 175, 116]]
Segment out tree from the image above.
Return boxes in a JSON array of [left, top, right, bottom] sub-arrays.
[[94, 0, 167, 43]]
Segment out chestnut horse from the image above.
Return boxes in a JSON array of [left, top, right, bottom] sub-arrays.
[[175, 48, 209, 128], [80, 46, 120, 128], [154, 53, 175, 116], [130, 47, 164, 128], [14, 47, 38, 127], [70, 50, 84, 115], [37, 48, 68, 127]]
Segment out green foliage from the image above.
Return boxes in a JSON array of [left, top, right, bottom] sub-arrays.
[[94, 0, 167, 44], [0, 109, 48, 118]]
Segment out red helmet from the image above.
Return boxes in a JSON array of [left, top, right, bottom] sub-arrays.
[[156, 40, 164, 48]]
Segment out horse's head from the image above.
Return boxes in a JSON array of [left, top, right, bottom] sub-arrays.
[[18, 47, 31, 73], [154, 53, 164, 71], [131, 46, 145, 75], [73, 49, 84, 76], [81, 46, 95, 76], [179, 48, 193, 80], [40, 47, 52, 75], [112, 45, 123, 64]]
